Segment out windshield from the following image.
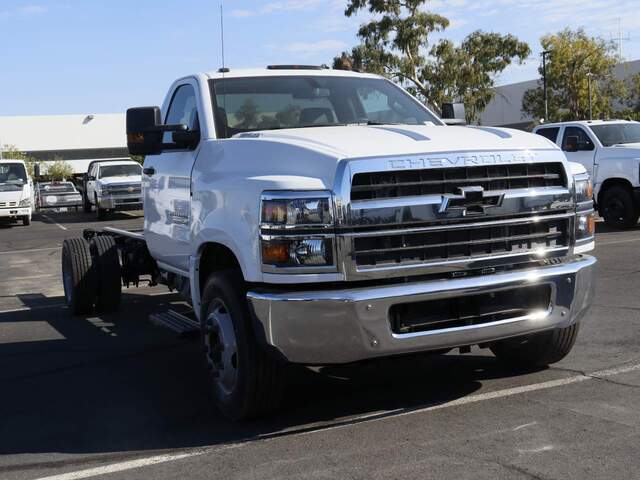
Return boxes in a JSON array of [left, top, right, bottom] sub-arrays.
[[39, 182, 76, 194], [0, 163, 27, 192], [590, 123, 640, 147], [209, 76, 441, 138], [99, 164, 141, 178]]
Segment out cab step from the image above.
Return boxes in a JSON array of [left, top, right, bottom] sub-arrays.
[[149, 309, 199, 336]]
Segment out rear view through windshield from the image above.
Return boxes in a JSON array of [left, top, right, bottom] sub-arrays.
[[210, 76, 441, 138], [99, 164, 141, 178], [590, 123, 640, 147]]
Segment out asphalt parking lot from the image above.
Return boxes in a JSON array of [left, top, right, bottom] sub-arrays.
[[1, 211, 639, 480]]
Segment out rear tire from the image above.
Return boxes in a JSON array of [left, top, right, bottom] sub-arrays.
[[21, 215, 31, 226], [62, 238, 96, 315], [601, 185, 639, 228], [201, 270, 285, 420], [491, 323, 580, 369], [89, 235, 122, 312]]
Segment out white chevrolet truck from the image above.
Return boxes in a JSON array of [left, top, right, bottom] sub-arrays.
[[81, 159, 143, 219], [0, 159, 33, 225], [533, 120, 640, 228], [62, 67, 596, 420]]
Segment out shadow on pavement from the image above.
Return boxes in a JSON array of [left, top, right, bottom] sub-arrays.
[[0, 291, 539, 463]]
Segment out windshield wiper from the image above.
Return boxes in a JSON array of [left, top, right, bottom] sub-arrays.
[[348, 120, 403, 126]]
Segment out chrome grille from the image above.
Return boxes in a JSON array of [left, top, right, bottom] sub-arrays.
[[0, 201, 17, 207], [352, 216, 570, 268], [351, 163, 566, 201], [107, 185, 142, 196]]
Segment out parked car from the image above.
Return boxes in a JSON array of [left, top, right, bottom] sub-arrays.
[[36, 181, 83, 211], [81, 160, 143, 219], [62, 66, 596, 420], [533, 120, 640, 228], [0, 159, 33, 226]]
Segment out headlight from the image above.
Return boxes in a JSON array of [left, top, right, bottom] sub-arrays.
[[260, 191, 336, 272], [261, 195, 333, 228], [574, 176, 593, 203], [19, 198, 31, 207]]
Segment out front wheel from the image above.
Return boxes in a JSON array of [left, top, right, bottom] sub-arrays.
[[95, 195, 107, 220], [601, 185, 639, 228], [201, 270, 285, 420], [83, 191, 92, 213], [491, 323, 580, 369], [21, 215, 31, 226]]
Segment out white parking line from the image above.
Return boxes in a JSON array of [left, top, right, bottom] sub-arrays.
[[30, 361, 640, 480], [0, 246, 60, 255], [40, 214, 68, 231]]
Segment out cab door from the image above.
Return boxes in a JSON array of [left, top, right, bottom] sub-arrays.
[[143, 80, 203, 274], [561, 126, 597, 178]]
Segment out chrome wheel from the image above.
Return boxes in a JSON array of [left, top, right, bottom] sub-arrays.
[[204, 299, 238, 395]]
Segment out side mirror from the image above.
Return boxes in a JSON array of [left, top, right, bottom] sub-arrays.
[[33, 163, 41, 179], [126, 107, 189, 156], [172, 130, 200, 149], [441, 102, 467, 126], [127, 107, 164, 156], [564, 135, 579, 152]]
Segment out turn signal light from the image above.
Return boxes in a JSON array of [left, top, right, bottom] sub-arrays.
[[261, 241, 290, 264]]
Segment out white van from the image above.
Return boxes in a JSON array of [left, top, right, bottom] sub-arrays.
[[0, 159, 33, 225]]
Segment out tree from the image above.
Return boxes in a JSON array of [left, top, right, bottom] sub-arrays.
[[336, 0, 530, 123], [616, 73, 640, 120], [1, 144, 37, 177], [44, 157, 74, 181], [522, 28, 622, 122]]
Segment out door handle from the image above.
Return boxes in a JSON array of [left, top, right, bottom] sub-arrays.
[[143, 167, 156, 176]]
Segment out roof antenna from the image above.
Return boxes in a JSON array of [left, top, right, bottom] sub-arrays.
[[219, 1, 226, 72]]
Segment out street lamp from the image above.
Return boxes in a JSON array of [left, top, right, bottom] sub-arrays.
[[586, 72, 594, 120], [542, 50, 551, 122]]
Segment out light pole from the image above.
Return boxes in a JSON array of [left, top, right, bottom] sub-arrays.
[[586, 72, 594, 120], [542, 50, 550, 122]]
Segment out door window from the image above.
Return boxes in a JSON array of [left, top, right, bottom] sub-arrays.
[[163, 84, 200, 144], [562, 127, 594, 151], [535, 127, 560, 143]]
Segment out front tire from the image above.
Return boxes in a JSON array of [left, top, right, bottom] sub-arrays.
[[95, 195, 107, 220], [61, 238, 96, 315], [21, 215, 31, 226], [201, 270, 285, 420], [83, 190, 92, 213], [601, 185, 639, 228], [491, 323, 580, 369]]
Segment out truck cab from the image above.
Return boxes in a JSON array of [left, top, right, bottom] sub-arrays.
[[534, 120, 640, 228], [62, 67, 596, 420], [0, 159, 33, 226]]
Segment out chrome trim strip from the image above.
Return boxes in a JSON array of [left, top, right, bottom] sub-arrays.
[[342, 212, 573, 238]]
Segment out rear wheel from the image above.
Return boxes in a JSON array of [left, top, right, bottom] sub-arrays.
[[601, 185, 639, 228], [89, 235, 122, 312], [491, 324, 580, 369], [201, 270, 285, 420], [62, 238, 96, 315]]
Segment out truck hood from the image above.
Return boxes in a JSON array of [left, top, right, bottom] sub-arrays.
[[0, 189, 24, 203], [235, 124, 557, 159], [98, 175, 142, 185], [611, 142, 640, 150]]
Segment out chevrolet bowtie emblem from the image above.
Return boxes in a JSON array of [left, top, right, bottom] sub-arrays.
[[439, 186, 504, 216]]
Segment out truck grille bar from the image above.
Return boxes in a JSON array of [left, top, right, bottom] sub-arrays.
[[351, 163, 566, 201], [353, 217, 570, 268]]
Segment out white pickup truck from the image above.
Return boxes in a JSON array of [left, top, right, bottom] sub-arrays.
[[0, 159, 33, 225], [81, 159, 143, 219], [533, 120, 640, 228], [62, 67, 596, 420]]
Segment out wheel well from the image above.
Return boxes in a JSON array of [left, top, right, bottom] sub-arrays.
[[597, 178, 634, 207], [198, 243, 242, 292]]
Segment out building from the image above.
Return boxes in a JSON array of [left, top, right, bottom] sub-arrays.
[[0, 113, 128, 174], [480, 59, 640, 130]]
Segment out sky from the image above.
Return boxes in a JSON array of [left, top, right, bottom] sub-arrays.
[[0, 0, 638, 116]]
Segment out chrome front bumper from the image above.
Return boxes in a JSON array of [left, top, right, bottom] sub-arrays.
[[247, 255, 596, 364], [98, 195, 142, 209]]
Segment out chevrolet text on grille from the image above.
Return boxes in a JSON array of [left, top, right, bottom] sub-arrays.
[[387, 152, 538, 169]]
